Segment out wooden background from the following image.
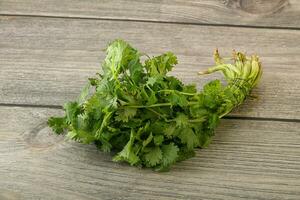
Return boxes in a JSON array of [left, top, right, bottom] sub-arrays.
[[0, 0, 299, 199]]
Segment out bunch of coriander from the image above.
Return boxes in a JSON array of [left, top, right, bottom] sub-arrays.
[[48, 39, 262, 171]]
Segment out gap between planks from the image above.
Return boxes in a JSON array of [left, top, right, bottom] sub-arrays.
[[0, 103, 299, 124], [0, 13, 300, 31]]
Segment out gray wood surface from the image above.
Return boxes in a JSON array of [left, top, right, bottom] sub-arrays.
[[1, 1, 300, 199], [1, 106, 299, 200], [0, 0, 300, 28], [1, 16, 300, 120]]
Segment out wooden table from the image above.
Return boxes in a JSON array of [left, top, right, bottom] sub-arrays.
[[1, 1, 300, 199]]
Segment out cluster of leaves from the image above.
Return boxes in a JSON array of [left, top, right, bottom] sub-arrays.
[[48, 39, 261, 171]]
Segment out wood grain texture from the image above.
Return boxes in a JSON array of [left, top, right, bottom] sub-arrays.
[[0, 0, 299, 28], [1, 16, 300, 119], [0, 106, 299, 200]]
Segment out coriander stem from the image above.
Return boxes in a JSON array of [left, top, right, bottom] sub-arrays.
[[144, 108, 206, 124], [198, 64, 227, 75], [188, 118, 206, 123], [125, 101, 198, 108], [158, 89, 197, 96], [146, 108, 168, 121], [126, 102, 172, 108]]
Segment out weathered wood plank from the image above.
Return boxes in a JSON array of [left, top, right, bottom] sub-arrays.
[[0, 0, 300, 28], [1, 16, 300, 119], [0, 106, 299, 200]]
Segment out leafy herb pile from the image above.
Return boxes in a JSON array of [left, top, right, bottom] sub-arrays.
[[48, 39, 262, 171]]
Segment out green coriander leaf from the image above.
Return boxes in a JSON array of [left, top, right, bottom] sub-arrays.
[[163, 125, 176, 138], [147, 91, 157, 105], [95, 139, 112, 152], [64, 101, 80, 124], [128, 56, 144, 83], [198, 133, 213, 148], [115, 107, 137, 122], [177, 148, 196, 162], [178, 128, 200, 150], [206, 113, 220, 130], [189, 105, 208, 118], [149, 121, 169, 135], [66, 129, 95, 144], [146, 77, 157, 86], [103, 39, 139, 76], [144, 146, 163, 167], [175, 113, 189, 127], [166, 76, 183, 90], [113, 129, 140, 165], [153, 135, 164, 146], [161, 143, 179, 167], [145, 52, 178, 76], [142, 132, 153, 148], [48, 117, 67, 134], [167, 92, 188, 107], [182, 84, 197, 93], [77, 82, 91, 105]]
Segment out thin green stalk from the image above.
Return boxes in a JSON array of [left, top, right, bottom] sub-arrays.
[[147, 108, 206, 124], [124, 101, 198, 108], [158, 89, 197, 96], [146, 108, 168, 121]]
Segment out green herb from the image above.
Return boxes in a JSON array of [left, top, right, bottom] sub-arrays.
[[48, 39, 262, 171]]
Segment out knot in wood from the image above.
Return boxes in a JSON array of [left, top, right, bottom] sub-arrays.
[[225, 0, 289, 15], [23, 122, 64, 151]]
